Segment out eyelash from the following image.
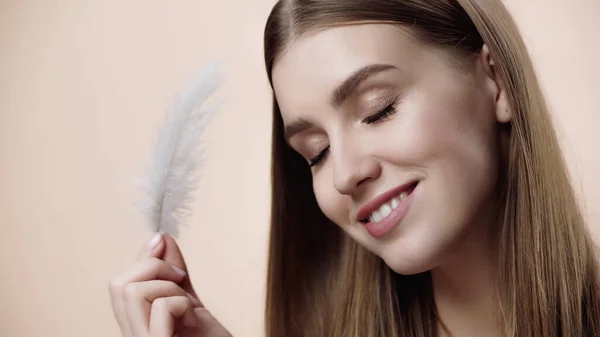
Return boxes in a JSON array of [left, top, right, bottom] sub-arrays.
[[362, 97, 398, 125], [308, 98, 399, 167]]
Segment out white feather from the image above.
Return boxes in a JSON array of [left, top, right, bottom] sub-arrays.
[[136, 62, 223, 237]]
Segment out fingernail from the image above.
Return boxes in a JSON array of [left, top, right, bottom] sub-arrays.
[[147, 233, 162, 249], [171, 265, 187, 276], [186, 292, 201, 306]]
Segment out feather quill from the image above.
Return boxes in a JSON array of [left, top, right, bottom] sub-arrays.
[[136, 62, 223, 238]]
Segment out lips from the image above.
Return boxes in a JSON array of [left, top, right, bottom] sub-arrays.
[[356, 181, 418, 238]]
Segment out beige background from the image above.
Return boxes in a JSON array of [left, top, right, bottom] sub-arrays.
[[0, 1, 598, 336]]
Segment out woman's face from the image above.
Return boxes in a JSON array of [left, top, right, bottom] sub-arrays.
[[272, 24, 509, 275]]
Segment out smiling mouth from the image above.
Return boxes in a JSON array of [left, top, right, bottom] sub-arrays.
[[356, 181, 418, 238], [363, 189, 413, 223], [357, 181, 418, 224]]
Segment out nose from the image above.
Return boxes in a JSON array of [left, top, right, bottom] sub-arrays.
[[332, 140, 381, 195]]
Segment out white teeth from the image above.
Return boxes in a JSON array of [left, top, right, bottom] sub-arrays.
[[380, 204, 392, 218], [370, 211, 383, 223], [368, 194, 406, 224], [391, 197, 400, 209]]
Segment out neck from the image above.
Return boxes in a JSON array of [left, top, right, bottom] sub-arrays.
[[431, 210, 501, 337]]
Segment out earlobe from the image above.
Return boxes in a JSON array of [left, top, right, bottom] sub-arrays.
[[496, 90, 511, 123], [480, 44, 512, 123]]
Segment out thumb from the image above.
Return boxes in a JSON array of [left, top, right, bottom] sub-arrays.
[[160, 234, 203, 306]]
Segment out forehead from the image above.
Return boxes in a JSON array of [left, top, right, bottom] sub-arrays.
[[271, 24, 423, 121]]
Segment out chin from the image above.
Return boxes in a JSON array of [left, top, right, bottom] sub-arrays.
[[381, 253, 438, 276], [371, 231, 448, 276], [372, 204, 476, 276]]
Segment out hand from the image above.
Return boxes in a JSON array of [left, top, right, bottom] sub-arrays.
[[109, 233, 233, 337]]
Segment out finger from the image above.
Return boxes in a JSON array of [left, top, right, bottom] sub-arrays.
[[115, 258, 187, 287], [124, 281, 182, 337], [137, 233, 166, 261], [109, 259, 187, 337], [109, 233, 165, 337], [109, 294, 133, 337], [110, 279, 135, 337], [160, 235, 200, 301], [125, 280, 201, 305], [159, 234, 187, 274], [149, 296, 199, 337], [125, 281, 199, 337]]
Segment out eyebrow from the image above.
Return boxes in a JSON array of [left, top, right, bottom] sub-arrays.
[[283, 63, 397, 144], [331, 63, 398, 107], [283, 118, 313, 145]]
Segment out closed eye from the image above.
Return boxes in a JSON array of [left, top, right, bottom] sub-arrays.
[[308, 96, 399, 168], [362, 96, 399, 124], [309, 145, 329, 167]]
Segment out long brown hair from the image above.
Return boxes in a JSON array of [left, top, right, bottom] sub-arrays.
[[263, 1, 600, 336]]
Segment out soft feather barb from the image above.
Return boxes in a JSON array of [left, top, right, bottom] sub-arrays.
[[136, 62, 223, 237]]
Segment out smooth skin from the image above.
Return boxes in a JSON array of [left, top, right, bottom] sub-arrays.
[[273, 24, 510, 336], [109, 233, 231, 337]]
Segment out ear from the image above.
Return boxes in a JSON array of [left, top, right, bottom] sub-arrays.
[[479, 44, 511, 123]]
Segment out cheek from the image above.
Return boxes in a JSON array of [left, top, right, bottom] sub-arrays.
[[414, 100, 500, 221], [391, 91, 500, 215], [412, 84, 497, 168]]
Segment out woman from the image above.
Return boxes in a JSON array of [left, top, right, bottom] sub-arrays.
[[109, 0, 600, 336]]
